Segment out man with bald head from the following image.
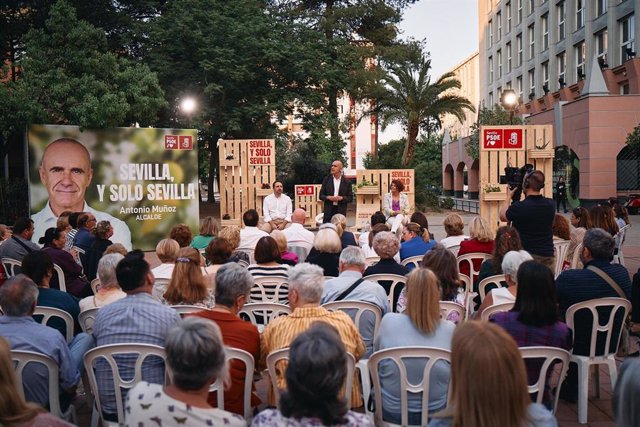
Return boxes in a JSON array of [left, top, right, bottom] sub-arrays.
[[31, 138, 132, 249], [319, 159, 353, 223], [283, 208, 315, 252]]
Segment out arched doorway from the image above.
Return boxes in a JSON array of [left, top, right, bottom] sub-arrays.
[[469, 159, 479, 200], [443, 164, 454, 196], [554, 145, 580, 208], [617, 144, 640, 193], [455, 162, 466, 198]]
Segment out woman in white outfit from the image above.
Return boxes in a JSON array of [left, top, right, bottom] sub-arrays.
[[382, 180, 410, 234]]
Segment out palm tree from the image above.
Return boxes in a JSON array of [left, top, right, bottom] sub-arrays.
[[376, 56, 476, 165]]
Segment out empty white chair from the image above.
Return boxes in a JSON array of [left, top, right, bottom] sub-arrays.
[[518, 346, 571, 414]]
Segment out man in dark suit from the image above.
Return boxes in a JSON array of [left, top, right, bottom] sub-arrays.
[[319, 160, 353, 223]]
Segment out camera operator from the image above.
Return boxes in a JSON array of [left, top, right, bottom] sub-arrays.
[[500, 169, 556, 271]]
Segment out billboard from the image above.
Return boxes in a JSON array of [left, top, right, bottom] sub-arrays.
[[28, 125, 199, 251]]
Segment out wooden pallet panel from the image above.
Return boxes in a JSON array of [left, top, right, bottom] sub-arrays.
[[294, 185, 323, 227], [355, 169, 415, 229]]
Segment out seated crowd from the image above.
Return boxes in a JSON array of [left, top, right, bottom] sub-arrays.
[[0, 202, 637, 427]]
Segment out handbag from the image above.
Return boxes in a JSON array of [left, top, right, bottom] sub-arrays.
[[587, 265, 632, 357]]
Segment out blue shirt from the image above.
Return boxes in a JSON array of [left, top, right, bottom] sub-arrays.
[[93, 292, 180, 414], [399, 237, 436, 268], [0, 316, 80, 406]]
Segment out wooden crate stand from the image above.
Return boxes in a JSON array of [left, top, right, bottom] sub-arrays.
[[355, 169, 415, 229], [294, 185, 323, 227]]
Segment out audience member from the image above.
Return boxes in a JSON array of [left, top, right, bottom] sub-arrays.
[[399, 222, 435, 266], [429, 321, 556, 427], [22, 250, 82, 336], [260, 263, 365, 407], [500, 170, 555, 270], [374, 268, 455, 424], [56, 211, 72, 234], [40, 227, 91, 297], [151, 238, 180, 280], [84, 220, 114, 281], [457, 216, 494, 280], [238, 209, 269, 254], [260, 180, 293, 233], [0, 223, 11, 242], [306, 223, 342, 277], [0, 275, 93, 409], [252, 323, 373, 427], [552, 214, 570, 241], [125, 318, 246, 427], [490, 261, 572, 406], [73, 212, 97, 252], [359, 211, 387, 249], [613, 358, 640, 427], [79, 253, 126, 312], [567, 207, 591, 269], [191, 264, 261, 416], [64, 212, 82, 250], [322, 246, 390, 356], [159, 247, 215, 308], [247, 236, 290, 303], [439, 213, 469, 248], [331, 213, 357, 248], [410, 212, 435, 242], [270, 229, 298, 266], [362, 223, 393, 259], [203, 237, 232, 279], [191, 216, 219, 250], [383, 179, 410, 235], [0, 217, 39, 262], [219, 225, 251, 264], [477, 250, 533, 316], [282, 208, 315, 253], [103, 243, 128, 256], [555, 228, 631, 403], [93, 250, 181, 418], [0, 336, 73, 427], [170, 223, 193, 248], [364, 231, 408, 308]]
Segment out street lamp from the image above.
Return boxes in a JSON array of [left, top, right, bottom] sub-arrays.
[[500, 89, 519, 124], [180, 97, 197, 128]]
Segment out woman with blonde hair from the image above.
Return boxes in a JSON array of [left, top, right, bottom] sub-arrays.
[[191, 216, 219, 250], [374, 268, 455, 424], [0, 337, 72, 426], [430, 321, 556, 427], [439, 213, 469, 248], [151, 238, 180, 280], [158, 247, 215, 308], [306, 223, 342, 276], [457, 217, 494, 279], [270, 229, 298, 265], [331, 213, 357, 248], [219, 226, 250, 264]]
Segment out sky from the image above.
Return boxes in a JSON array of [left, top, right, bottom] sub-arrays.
[[379, 0, 479, 143]]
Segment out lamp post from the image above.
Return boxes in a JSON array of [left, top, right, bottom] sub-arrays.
[[180, 97, 197, 128], [500, 89, 519, 124]]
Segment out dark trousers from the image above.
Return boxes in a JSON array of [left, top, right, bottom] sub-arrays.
[[556, 196, 567, 212], [323, 204, 346, 223]]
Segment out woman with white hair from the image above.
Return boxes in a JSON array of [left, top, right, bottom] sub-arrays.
[[79, 253, 126, 312], [477, 250, 533, 317], [306, 223, 342, 276], [125, 317, 246, 426]]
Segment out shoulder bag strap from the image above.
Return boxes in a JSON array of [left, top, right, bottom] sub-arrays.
[[334, 277, 365, 302], [587, 265, 627, 299], [11, 235, 34, 253]]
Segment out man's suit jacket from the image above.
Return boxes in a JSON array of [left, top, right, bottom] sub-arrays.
[[319, 174, 353, 216]]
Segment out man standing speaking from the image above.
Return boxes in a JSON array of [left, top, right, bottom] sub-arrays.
[[319, 160, 353, 223], [31, 138, 132, 250]]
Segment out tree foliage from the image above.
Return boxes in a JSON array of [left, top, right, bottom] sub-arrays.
[[626, 123, 640, 148], [465, 104, 524, 159], [373, 54, 475, 165]]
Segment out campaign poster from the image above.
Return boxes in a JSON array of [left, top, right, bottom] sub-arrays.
[[28, 125, 200, 251]]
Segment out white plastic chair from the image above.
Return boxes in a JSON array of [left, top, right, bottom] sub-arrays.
[[250, 276, 289, 304], [457, 252, 491, 283], [238, 302, 291, 332], [79, 307, 100, 334], [364, 273, 407, 312], [478, 274, 507, 302], [169, 305, 208, 316], [12, 349, 77, 423], [439, 301, 465, 323], [458, 273, 476, 318], [151, 278, 170, 301], [323, 300, 382, 356], [570, 243, 583, 269], [518, 346, 571, 414], [480, 302, 514, 321], [287, 245, 309, 263], [614, 224, 631, 266], [266, 347, 356, 407], [33, 306, 74, 344], [1, 257, 21, 277], [52, 263, 67, 293], [368, 346, 452, 426], [365, 256, 381, 266], [565, 297, 631, 424], [400, 255, 422, 270], [83, 343, 167, 427], [90, 278, 101, 294], [447, 244, 460, 257], [553, 239, 571, 278], [208, 347, 255, 420]]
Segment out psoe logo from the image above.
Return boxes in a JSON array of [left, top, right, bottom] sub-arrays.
[[165, 135, 178, 150], [179, 136, 193, 150]]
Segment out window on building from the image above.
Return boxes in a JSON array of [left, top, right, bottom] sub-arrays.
[[621, 14, 635, 62], [542, 61, 549, 90], [506, 80, 512, 89], [575, 42, 585, 79], [517, 0, 523, 23], [517, 33, 523, 66], [489, 91, 494, 106], [528, 69, 535, 97], [507, 42, 512, 72], [489, 56, 494, 83], [597, 0, 607, 16], [542, 14, 549, 50], [576, 0, 584, 29], [497, 11, 502, 40], [528, 24, 535, 58], [557, 51, 566, 86], [596, 29, 608, 64], [498, 49, 503, 78], [620, 83, 630, 94], [497, 86, 503, 99], [489, 19, 494, 47], [557, 1, 566, 41], [529, 0, 535, 15], [517, 76, 523, 99], [506, 2, 512, 33]]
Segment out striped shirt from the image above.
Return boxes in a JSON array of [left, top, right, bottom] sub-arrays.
[[248, 264, 289, 303], [260, 306, 365, 407]]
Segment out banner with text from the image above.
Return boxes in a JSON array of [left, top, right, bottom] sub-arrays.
[[28, 125, 199, 251]]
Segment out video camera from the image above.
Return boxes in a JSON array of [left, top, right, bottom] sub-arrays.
[[501, 163, 534, 202]]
